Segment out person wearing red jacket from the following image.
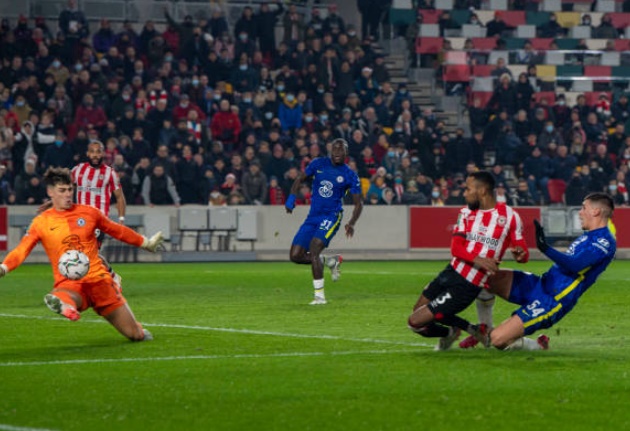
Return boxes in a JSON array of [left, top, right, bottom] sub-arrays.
[[73, 94, 107, 138], [172, 94, 206, 124], [210, 99, 241, 151]]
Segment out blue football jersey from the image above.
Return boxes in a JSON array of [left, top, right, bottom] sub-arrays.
[[305, 157, 361, 216], [544, 226, 616, 307]]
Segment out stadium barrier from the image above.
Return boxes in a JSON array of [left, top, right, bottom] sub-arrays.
[[3, 205, 629, 262]]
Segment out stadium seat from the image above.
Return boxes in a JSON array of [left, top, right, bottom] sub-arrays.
[[587, 39, 608, 50], [462, 25, 487, 38], [389, 8, 415, 26], [416, 37, 444, 54], [507, 64, 528, 77], [490, 0, 508, 10], [435, 0, 454, 9], [443, 65, 471, 82], [556, 12, 581, 28], [476, 11, 495, 26], [488, 50, 509, 66], [547, 179, 567, 205], [469, 91, 494, 107], [444, 51, 469, 64], [472, 64, 494, 76], [596, 0, 616, 12], [526, 11, 551, 27], [504, 38, 526, 50], [451, 10, 472, 27], [419, 24, 440, 37], [418, 9, 442, 24], [532, 91, 556, 104], [584, 91, 612, 105], [569, 25, 592, 38], [472, 38, 497, 50], [572, 80, 594, 92], [601, 52, 621, 66], [615, 39, 630, 52], [472, 76, 495, 91], [555, 39, 580, 50], [585, 65, 613, 82], [500, 11, 526, 28], [516, 25, 536, 38], [541, 0, 561, 12], [557, 65, 583, 77], [545, 51, 565, 65], [531, 38, 554, 50]]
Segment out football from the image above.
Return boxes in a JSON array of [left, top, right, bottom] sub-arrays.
[[57, 250, 90, 280]]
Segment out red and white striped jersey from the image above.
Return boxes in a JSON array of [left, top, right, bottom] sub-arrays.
[[71, 162, 120, 216], [450, 202, 527, 288]]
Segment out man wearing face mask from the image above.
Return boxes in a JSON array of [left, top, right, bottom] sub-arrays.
[[172, 93, 205, 125], [231, 59, 258, 93], [409, 171, 529, 350], [278, 92, 303, 133], [43, 131, 74, 169]]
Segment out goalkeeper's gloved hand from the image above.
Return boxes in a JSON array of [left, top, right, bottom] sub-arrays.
[[534, 220, 549, 253], [142, 231, 164, 252], [285, 194, 297, 213], [0, 264, 6, 278]]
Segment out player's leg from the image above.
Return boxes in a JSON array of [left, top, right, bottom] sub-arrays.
[[103, 304, 151, 341], [290, 220, 316, 264], [44, 288, 83, 321], [308, 237, 327, 305], [316, 212, 344, 282], [459, 289, 496, 349], [96, 229, 123, 291]]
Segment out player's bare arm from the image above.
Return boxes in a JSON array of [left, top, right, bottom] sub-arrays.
[[285, 171, 309, 214], [113, 188, 127, 223], [345, 193, 363, 237]]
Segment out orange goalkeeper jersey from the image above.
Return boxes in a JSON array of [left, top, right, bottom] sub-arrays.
[[2, 204, 144, 286]]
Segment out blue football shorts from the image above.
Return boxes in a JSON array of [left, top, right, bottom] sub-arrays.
[[292, 212, 343, 249]]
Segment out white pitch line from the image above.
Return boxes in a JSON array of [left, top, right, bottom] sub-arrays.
[[0, 349, 418, 368], [0, 313, 434, 348], [0, 424, 59, 431]]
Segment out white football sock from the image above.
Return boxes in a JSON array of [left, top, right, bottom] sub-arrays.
[[505, 337, 542, 351], [313, 279, 325, 299], [476, 294, 495, 328]]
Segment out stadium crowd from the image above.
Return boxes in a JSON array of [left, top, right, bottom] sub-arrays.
[[1, 0, 627, 209]]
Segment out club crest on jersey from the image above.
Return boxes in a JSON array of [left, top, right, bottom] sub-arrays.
[[318, 180, 334, 198], [77, 218, 86, 227], [337, 175, 343, 183], [498, 216, 507, 226], [99, 175, 104, 180]]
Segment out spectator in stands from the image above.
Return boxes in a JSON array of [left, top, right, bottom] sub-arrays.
[[164, 9, 194, 54], [42, 130, 73, 169], [515, 73, 534, 113], [323, 4, 346, 36], [514, 40, 538, 65], [486, 12, 510, 38], [174, 144, 203, 204], [537, 13, 564, 38], [611, 94, 630, 126], [550, 145, 578, 183], [591, 143, 615, 178], [488, 74, 517, 115], [58, 0, 88, 37], [513, 178, 536, 206], [539, 120, 564, 149], [141, 163, 180, 207], [583, 111, 605, 144], [73, 94, 106, 137], [241, 160, 268, 205], [437, 11, 458, 37], [523, 146, 551, 204], [401, 180, 428, 205], [92, 19, 115, 55], [594, 14, 619, 39], [565, 169, 588, 206], [14, 160, 44, 204], [278, 92, 302, 133], [253, 4, 281, 58], [608, 123, 626, 157]]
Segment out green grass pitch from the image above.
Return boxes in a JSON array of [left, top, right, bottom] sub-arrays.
[[0, 260, 629, 431]]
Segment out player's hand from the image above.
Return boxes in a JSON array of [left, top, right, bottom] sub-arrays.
[[511, 246, 526, 263], [142, 231, 164, 252], [473, 256, 500, 275], [534, 219, 549, 252], [345, 223, 355, 238], [285, 194, 296, 214], [37, 199, 53, 214]]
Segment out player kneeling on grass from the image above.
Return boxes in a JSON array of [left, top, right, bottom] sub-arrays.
[[481, 193, 616, 350], [0, 167, 164, 342]]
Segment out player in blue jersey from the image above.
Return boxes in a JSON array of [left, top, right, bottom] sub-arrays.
[[482, 192, 616, 350], [285, 139, 363, 305]]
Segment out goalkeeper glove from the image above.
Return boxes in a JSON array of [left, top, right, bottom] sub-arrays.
[[533, 220, 549, 253], [142, 231, 164, 252], [0, 264, 7, 278], [285, 194, 297, 212]]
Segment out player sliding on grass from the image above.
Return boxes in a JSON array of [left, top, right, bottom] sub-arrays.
[[474, 193, 616, 350], [285, 138, 363, 305], [0, 167, 164, 341], [407, 171, 529, 350]]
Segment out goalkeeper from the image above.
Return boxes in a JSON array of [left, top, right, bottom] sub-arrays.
[[480, 192, 616, 350], [0, 167, 164, 342]]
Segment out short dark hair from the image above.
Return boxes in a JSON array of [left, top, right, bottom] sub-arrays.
[[43, 167, 72, 187], [585, 192, 614, 218], [331, 138, 349, 153], [468, 170, 495, 192]]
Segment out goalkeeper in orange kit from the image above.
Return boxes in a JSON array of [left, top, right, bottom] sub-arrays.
[[0, 167, 164, 341]]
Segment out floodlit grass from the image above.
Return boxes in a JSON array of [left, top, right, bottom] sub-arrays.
[[0, 260, 629, 431]]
